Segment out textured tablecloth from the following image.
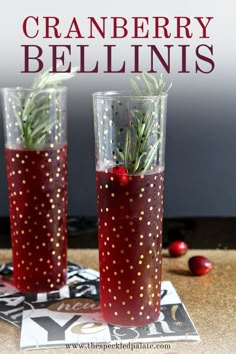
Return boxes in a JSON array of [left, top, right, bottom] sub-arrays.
[[0, 249, 235, 354]]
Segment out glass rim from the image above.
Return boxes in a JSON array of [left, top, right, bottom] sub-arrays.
[[1, 86, 68, 94], [92, 90, 168, 100]]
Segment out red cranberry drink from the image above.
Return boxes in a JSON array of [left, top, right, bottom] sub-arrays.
[[1, 83, 72, 293], [93, 85, 169, 326], [5, 144, 68, 292], [96, 166, 164, 326]]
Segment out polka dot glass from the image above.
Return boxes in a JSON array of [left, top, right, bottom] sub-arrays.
[[1, 88, 68, 293], [93, 92, 167, 326]]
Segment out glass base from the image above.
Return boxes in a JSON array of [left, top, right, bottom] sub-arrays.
[[101, 310, 161, 327], [13, 275, 67, 293]]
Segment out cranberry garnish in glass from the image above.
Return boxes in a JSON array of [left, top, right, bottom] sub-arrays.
[[93, 78, 169, 326]]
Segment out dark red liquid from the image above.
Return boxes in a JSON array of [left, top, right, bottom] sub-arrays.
[[5, 144, 68, 293], [96, 167, 164, 326]]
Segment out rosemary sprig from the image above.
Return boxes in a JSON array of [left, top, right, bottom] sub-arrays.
[[116, 72, 171, 174], [130, 71, 172, 97], [11, 67, 78, 149]]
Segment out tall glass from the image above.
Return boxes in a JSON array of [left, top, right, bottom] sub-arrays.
[[93, 92, 167, 326], [1, 87, 68, 293]]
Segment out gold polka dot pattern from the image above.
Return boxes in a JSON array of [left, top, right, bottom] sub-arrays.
[[5, 144, 68, 293], [96, 167, 164, 326]]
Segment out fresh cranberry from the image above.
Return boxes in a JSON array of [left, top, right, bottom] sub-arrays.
[[112, 166, 126, 174], [188, 256, 213, 276], [168, 240, 188, 257], [112, 166, 129, 185]]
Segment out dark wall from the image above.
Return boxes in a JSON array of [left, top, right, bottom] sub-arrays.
[[0, 75, 235, 218]]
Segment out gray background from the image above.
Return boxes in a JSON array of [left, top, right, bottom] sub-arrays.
[[0, 0, 235, 217]]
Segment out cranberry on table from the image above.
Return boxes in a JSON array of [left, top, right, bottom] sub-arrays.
[[188, 256, 213, 276], [168, 240, 188, 257]]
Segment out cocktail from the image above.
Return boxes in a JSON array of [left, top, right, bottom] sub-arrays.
[[93, 73, 170, 326], [1, 78, 69, 292]]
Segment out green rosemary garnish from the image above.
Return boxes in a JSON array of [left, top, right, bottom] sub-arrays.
[[116, 72, 172, 174], [130, 71, 172, 97], [11, 67, 78, 149]]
